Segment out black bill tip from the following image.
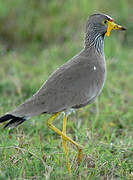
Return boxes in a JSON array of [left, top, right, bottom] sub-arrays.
[[121, 26, 126, 31]]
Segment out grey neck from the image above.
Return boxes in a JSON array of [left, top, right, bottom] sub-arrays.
[[84, 31, 104, 55]]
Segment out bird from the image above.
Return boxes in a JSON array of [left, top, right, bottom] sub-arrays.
[[0, 13, 126, 173]]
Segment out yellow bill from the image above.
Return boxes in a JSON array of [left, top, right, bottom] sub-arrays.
[[105, 20, 126, 37]]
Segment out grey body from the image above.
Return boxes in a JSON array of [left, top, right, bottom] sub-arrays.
[[9, 48, 106, 117], [1, 13, 118, 127]]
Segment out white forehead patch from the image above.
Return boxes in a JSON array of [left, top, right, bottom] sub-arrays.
[[94, 66, 96, 70], [106, 14, 113, 21]]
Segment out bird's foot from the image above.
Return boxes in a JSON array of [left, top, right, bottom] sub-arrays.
[[77, 147, 83, 165]]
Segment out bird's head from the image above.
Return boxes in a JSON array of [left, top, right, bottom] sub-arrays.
[[85, 13, 126, 52], [86, 13, 126, 37]]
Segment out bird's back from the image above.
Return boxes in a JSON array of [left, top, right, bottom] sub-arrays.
[[8, 49, 106, 118]]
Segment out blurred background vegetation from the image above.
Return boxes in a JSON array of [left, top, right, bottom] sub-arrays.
[[0, 0, 132, 48], [0, 0, 133, 179]]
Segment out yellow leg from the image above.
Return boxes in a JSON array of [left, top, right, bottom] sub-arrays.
[[62, 113, 71, 173], [47, 112, 83, 170]]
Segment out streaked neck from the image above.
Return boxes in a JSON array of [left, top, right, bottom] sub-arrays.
[[84, 31, 104, 55]]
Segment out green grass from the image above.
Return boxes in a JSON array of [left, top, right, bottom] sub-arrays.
[[0, 0, 133, 179]]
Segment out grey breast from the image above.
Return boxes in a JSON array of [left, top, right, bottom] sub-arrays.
[[9, 49, 106, 117]]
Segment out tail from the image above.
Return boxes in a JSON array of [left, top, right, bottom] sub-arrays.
[[0, 114, 26, 129]]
